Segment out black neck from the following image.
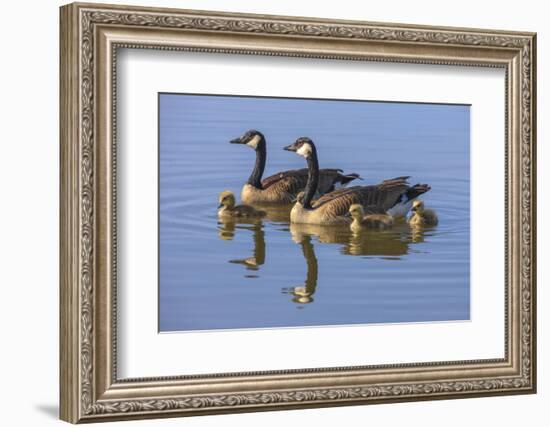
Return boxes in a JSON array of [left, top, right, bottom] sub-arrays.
[[302, 236, 318, 293], [253, 223, 266, 265], [302, 147, 319, 209], [247, 139, 266, 189]]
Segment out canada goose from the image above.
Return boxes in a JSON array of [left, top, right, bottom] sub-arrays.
[[218, 190, 266, 218], [408, 199, 438, 226], [230, 129, 360, 204], [348, 204, 394, 232], [284, 137, 431, 225]]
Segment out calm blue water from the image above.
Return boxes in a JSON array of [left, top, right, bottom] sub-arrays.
[[159, 93, 470, 332]]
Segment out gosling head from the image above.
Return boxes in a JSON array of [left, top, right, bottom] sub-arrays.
[[218, 190, 236, 209], [229, 129, 265, 150], [411, 199, 425, 213], [348, 204, 365, 219], [284, 137, 315, 159]]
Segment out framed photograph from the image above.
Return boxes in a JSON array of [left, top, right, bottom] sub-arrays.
[[60, 2, 537, 423]]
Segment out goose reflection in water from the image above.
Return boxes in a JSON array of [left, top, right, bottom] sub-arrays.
[[282, 222, 416, 306], [217, 205, 292, 272], [409, 220, 442, 245], [217, 206, 431, 306], [289, 222, 411, 258], [282, 234, 318, 304], [218, 218, 265, 271]]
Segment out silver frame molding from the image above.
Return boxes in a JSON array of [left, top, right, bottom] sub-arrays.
[[60, 2, 536, 423]]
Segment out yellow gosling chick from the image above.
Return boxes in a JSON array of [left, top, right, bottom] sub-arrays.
[[408, 199, 438, 226], [218, 191, 266, 218], [348, 204, 395, 232]]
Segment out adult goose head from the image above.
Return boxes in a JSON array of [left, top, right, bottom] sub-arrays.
[[284, 137, 319, 210], [230, 130, 361, 205], [230, 129, 267, 189]]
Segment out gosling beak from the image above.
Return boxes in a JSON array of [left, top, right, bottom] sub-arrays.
[[230, 136, 245, 144], [343, 212, 352, 218], [412, 207, 417, 212], [218, 203, 224, 208], [283, 143, 298, 152]]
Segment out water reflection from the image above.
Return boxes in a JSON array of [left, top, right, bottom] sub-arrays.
[[289, 222, 411, 258], [218, 205, 293, 271], [408, 222, 439, 244], [218, 207, 437, 307], [279, 221, 425, 306], [282, 234, 318, 304], [218, 218, 265, 271]]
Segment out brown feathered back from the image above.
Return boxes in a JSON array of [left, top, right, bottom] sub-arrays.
[[251, 168, 356, 204], [311, 176, 411, 219]]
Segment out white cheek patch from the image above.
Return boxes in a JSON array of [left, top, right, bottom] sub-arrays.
[[296, 143, 312, 158], [246, 134, 261, 149]]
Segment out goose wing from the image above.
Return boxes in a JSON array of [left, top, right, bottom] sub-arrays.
[[260, 168, 309, 190], [260, 168, 358, 199], [258, 169, 310, 203], [261, 168, 347, 188], [311, 176, 412, 218]]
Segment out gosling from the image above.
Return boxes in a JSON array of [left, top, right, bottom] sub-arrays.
[[408, 199, 438, 226], [218, 190, 266, 218], [348, 204, 395, 232]]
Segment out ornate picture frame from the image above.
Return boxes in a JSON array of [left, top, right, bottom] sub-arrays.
[[60, 2, 536, 423]]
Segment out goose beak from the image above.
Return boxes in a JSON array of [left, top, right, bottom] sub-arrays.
[[283, 143, 297, 152], [230, 136, 245, 144]]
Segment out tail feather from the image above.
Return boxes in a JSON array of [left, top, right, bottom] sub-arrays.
[[382, 175, 410, 184], [405, 183, 431, 201], [337, 172, 362, 186]]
